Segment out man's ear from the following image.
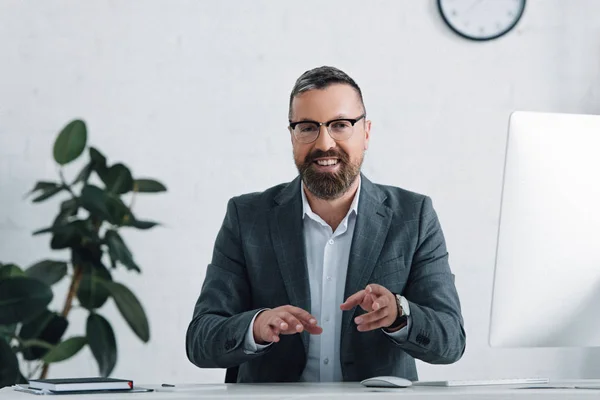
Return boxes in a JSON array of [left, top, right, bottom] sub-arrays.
[[364, 119, 371, 150]]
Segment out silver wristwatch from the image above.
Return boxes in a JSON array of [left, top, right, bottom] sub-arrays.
[[388, 293, 410, 329]]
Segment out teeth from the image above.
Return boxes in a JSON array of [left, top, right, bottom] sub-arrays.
[[316, 159, 338, 166]]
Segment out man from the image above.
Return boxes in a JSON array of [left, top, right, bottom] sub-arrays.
[[186, 66, 466, 383]]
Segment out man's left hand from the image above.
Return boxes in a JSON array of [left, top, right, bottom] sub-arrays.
[[340, 284, 399, 332]]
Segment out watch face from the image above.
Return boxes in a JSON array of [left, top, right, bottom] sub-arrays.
[[395, 294, 404, 317], [438, 0, 526, 41]]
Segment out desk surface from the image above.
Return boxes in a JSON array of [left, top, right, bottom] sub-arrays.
[[2, 381, 600, 399]]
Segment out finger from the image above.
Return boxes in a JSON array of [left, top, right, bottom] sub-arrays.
[[278, 312, 304, 333], [371, 294, 390, 311], [262, 325, 280, 343], [360, 293, 376, 311], [285, 310, 323, 334], [269, 316, 287, 332], [354, 307, 388, 326], [365, 284, 390, 297], [286, 306, 318, 326], [340, 290, 367, 310], [304, 324, 323, 335], [357, 318, 396, 332]]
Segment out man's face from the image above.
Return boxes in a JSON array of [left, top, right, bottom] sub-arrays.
[[289, 83, 371, 200]]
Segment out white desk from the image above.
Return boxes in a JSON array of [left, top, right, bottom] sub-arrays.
[[2, 381, 600, 400]]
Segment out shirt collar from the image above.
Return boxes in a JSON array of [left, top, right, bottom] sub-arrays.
[[300, 176, 361, 222]]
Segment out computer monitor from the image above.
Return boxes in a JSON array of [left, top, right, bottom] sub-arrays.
[[489, 110, 600, 348]]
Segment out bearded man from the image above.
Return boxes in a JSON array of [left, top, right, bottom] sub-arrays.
[[185, 66, 466, 383]]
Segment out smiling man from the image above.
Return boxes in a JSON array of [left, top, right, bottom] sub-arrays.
[[186, 66, 466, 383]]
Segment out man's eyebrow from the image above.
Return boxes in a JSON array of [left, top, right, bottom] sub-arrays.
[[291, 114, 355, 122]]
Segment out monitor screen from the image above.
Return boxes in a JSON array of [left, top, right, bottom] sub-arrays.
[[489, 111, 600, 348]]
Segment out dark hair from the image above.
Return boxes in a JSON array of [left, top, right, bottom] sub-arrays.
[[288, 66, 366, 120]]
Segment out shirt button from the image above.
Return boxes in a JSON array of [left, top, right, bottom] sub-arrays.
[[326, 276, 332, 281], [325, 316, 330, 322], [328, 239, 334, 245], [324, 358, 329, 365]]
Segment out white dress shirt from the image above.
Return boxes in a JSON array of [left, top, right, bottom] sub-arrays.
[[244, 177, 411, 381]]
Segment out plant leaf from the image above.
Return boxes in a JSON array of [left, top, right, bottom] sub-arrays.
[[53, 198, 79, 226], [25, 260, 68, 286], [19, 310, 68, 360], [104, 230, 139, 272], [80, 185, 112, 222], [0, 324, 16, 344], [0, 277, 53, 324], [133, 179, 167, 193], [101, 281, 149, 342], [0, 264, 24, 278], [42, 336, 87, 363], [77, 263, 112, 309], [105, 195, 131, 226], [126, 219, 159, 230], [104, 163, 133, 195], [72, 162, 94, 185], [27, 181, 60, 196], [33, 226, 54, 235], [32, 185, 64, 203], [87, 313, 117, 376], [0, 336, 19, 388], [89, 147, 107, 169], [49, 223, 79, 250], [53, 119, 87, 165]]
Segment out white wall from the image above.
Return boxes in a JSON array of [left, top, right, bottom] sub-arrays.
[[1, 0, 600, 385]]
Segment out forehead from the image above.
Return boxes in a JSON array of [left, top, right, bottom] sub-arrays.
[[290, 83, 363, 121]]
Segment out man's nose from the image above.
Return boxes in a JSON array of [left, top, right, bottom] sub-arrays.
[[314, 125, 336, 151]]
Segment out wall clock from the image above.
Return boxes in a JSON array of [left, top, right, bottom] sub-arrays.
[[437, 0, 526, 41]]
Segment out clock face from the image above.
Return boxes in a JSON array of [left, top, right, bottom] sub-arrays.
[[438, 0, 526, 41]]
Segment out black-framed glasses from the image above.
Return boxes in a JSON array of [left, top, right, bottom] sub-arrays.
[[289, 114, 366, 144]]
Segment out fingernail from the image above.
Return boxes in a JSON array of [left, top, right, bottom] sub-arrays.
[[373, 302, 379, 310], [309, 319, 317, 324], [355, 317, 363, 324], [296, 324, 302, 331], [367, 285, 372, 293]]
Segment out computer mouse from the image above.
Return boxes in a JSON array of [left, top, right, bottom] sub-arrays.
[[360, 376, 412, 388]]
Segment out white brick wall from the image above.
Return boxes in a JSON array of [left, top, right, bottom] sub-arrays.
[[2, 0, 600, 384]]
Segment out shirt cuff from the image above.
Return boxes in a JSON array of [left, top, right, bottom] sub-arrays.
[[243, 308, 273, 353], [383, 315, 412, 342]]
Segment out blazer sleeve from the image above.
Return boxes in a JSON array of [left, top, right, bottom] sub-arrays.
[[185, 197, 271, 369], [386, 196, 466, 364]]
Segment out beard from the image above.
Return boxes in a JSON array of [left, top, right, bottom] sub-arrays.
[[295, 147, 363, 200]]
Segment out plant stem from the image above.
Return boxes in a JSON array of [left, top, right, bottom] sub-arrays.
[[30, 361, 43, 380], [39, 264, 84, 379], [59, 168, 76, 198], [13, 336, 54, 350], [62, 265, 83, 317]]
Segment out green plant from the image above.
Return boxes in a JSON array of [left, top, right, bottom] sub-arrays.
[[0, 119, 167, 388]]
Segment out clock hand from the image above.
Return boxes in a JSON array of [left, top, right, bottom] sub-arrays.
[[466, 0, 484, 14]]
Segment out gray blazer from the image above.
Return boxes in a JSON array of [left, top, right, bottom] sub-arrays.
[[186, 174, 466, 382]]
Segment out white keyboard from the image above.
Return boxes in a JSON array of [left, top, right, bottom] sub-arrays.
[[413, 378, 549, 387]]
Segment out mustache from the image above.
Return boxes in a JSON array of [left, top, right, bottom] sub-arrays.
[[304, 148, 350, 164]]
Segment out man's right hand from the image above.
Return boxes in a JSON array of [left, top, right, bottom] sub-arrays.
[[253, 305, 323, 344]]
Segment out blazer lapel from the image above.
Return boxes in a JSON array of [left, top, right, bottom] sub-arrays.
[[269, 176, 311, 352], [342, 175, 393, 338]]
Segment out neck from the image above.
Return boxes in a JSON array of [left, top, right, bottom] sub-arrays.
[[304, 177, 360, 231]]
